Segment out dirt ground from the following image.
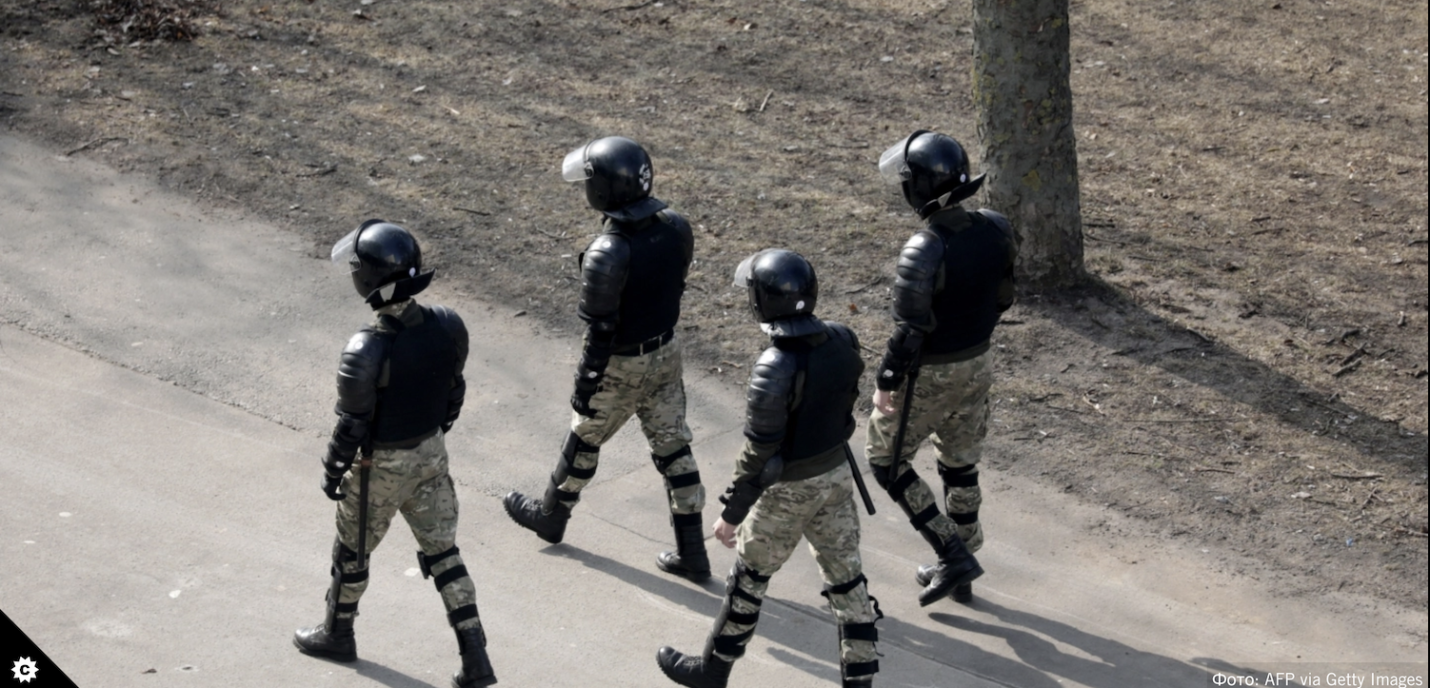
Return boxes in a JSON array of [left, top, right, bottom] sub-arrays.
[[2, 0, 1426, 613]]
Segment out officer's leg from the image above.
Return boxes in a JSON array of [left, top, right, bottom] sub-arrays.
[[503, 358, 639, 543], [864, 373, 981, 605], [638, 344, 709, 581], [658, 481, 811, 688], [803, 465, 881, 687], [402, 436, 497, 688], [923, 356, 994, 604], [294, 456, 404, 661]]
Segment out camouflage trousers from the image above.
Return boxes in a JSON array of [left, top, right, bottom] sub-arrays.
[[714, 461, 879, 669], [331, 431, 480, 629], [865, 350, 993, 553], [558, 336, 702, 514]]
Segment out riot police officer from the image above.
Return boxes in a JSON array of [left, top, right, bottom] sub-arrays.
[[294, 220, 497, 688], [503, 136, 710, 582], [658, 250, 881, 688], [866, 130, 1018, 606]]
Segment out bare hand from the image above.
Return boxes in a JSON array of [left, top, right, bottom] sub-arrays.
[[873, 389, 898, 416], [712, 518, 737, 549]]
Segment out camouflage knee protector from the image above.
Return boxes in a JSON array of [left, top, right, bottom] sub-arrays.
[[938, 464, 983, 552], [548, 431, 601, 510], [820, 574, 882, 683], [871, 461, 950, 551], [327, 537, 369, 620], [417, 546, 481, 630], [652, 445, 704, 514], [705, 559, 771, 662]]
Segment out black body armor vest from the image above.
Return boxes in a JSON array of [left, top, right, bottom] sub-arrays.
[[781, 324, 864, 464], [612, 214, 690, 347], [923, 212, 1011, 356], [372, 307, 460, 443]]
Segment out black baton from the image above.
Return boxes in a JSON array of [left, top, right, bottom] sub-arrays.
[[844, 443, 877, 516], [355, 454, 372, 573], [890, 357, 922, 468]]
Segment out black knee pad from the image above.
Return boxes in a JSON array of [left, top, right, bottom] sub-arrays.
[[417, 546, 467, 592], [653, 446, 701, 490], [937, 463, 978, 489]]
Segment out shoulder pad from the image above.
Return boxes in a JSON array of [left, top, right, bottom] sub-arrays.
[[658, 208, 695, 272], [426, 305, 469, 370], [337, 328, 388, 416], [744, 346, 799, 444], [824, 321, 861, 352], [582, 232, 632, 275], [898, 230, 945, 279], [579, 233, 631, 323], [893, 230, 943, 326]]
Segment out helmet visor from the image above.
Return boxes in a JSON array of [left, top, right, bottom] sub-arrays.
[[330, 227, 361, 267], [733, 252, 759, 287], [561, 145, 592, 182], [878, 138, 913, 185]]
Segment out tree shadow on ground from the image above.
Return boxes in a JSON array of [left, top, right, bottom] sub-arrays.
[[1030, 277, 1427, 471]]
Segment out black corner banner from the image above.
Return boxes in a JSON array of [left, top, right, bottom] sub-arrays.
[[0, 609, 79, 688]]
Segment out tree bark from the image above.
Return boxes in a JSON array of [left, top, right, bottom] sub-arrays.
[[973, 0, 1085, 291]]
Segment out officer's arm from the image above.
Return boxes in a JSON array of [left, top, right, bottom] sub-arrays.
[[431, 306, 470, 432], [325, 330, 385, 477], [977, 209, 1020, 312], [575, 234, 631, 386], [719, 348, 795, 525], [876, 231, 943, 391]]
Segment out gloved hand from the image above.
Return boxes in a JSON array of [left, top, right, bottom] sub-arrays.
[[570, 375, 600, 417], [321, 472, 346, 501]]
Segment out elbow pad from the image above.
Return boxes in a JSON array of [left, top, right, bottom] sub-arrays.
[[325, 413, 368, 476], [876, 325, 924, 391], [719, 454, 785, 525]]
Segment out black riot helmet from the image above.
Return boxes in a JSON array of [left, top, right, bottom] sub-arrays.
[[878, 130, 985, 217], [733, 249, 824, 338], [330, 219, 435, 309], [561, 136, 667, 222]]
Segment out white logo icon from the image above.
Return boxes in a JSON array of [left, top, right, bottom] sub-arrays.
[[639, 163, 652, 192], [11, 657, 39, 684]]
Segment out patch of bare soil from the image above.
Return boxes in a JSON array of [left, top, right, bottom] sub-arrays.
[[2, 0, 1425, 609]]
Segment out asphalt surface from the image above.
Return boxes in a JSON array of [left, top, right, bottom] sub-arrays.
[[1, 133, 1426, 688]]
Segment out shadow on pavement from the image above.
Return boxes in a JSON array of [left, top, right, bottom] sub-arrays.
[[541, 543, 724, 611], [929, 597, 1222, 688]]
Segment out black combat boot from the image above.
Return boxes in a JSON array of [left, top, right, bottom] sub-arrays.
[[502, 479, 571, 544], [916, 535, 983, 607], [656, 512, 711, 582], [916, 565, 974, 603], [656, 646, 733, 688], [293, 613, 356, 662], [451, 624, 498, 688]]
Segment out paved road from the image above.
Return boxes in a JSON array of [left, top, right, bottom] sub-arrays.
[[1, 134, 1425, 688]]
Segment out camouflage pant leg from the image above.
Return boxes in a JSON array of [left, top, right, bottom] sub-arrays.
[[396, 433, 481, 630], [330, 438, 431, 618], [713, 470, 838, 661], [558, 350, 649, 502], [562, 338, 699, 512], [864, 382, 959, 548], [799, 463, 879, 670], [633, 340, 701, 514], [718, 466, 870, 663], [926, 352, 994, 552]]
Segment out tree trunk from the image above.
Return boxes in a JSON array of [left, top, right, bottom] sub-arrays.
[[973, 0, 1085, 291]]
